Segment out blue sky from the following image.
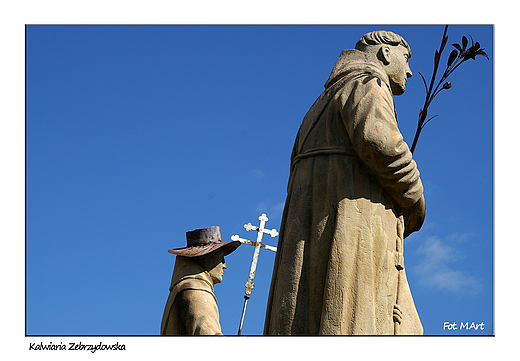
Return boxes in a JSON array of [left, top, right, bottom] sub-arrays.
[[24, 24, 494, 339]]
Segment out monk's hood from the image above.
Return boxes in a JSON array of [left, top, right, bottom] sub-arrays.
[[160, 256, 216, 335], [324, 49, 391, 90], [169, 256, 214, 294]]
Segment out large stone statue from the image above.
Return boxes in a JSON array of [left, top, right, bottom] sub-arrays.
[[264, 31, 426, 335], [161, 226, 240, 335]]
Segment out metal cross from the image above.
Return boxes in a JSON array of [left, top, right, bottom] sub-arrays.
[[231, 213, 278, 335]]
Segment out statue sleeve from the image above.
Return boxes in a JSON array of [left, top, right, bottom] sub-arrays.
[[340, 75, 423, 209], [178, 289, 224, 335]]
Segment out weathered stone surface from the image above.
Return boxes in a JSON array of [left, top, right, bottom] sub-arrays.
[[264, 31, 425, 335], [161, 226, 240, 335]]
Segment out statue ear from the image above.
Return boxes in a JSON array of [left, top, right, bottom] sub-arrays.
[[379, 45, 391, 65]]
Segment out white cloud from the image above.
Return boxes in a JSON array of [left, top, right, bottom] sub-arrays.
[[249, 169, 264, 178], [256, 200, 269, 213], [413, 234, 483, 295], [422, 179, 438, 198], [271, 201, 285, 217], [445, 232, 476, 243], [256, 200, 285, 221]]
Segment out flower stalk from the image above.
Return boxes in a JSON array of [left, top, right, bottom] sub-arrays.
[[410, 25, 488, 154]]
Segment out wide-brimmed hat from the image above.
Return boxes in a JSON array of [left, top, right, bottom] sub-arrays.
[[167, 226, 240, 258]]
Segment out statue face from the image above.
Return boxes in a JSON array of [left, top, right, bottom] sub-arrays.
[[207, 251, 227, 284], [384, 45, 412, 95]]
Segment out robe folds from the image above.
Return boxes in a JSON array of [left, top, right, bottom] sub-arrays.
[[264, 49, 424, 335], [161, 256, 223, 335]]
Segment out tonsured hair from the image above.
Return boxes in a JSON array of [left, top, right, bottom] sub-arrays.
[[355, 30, 411, 56]]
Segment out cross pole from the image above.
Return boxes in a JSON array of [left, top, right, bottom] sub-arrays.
[[231, 213, 278, 335]]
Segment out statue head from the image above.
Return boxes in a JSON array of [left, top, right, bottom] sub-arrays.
[[195, 248, 227, 284], [167, 226, 241, 284], [356, 30, 412, 95]]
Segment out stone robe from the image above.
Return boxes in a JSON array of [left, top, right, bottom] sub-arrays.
[[161, 256, 223, 335], [264, 49, 424, 335]]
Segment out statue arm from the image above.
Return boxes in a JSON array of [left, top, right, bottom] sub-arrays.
[[340, 77, 425, 234], [178, 289, 224, 335]]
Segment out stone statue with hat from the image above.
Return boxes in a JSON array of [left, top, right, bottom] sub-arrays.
[[161, 226, 240, 335]]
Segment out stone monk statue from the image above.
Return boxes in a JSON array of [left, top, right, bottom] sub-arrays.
[[161, 226, 240, 335], [264, 30, 426, 335]]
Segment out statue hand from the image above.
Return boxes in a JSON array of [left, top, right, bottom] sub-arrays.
[[403, 195, 425, 238]]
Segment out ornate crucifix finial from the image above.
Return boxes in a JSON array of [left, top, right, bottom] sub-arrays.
[[231, 213, 278, 335]]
